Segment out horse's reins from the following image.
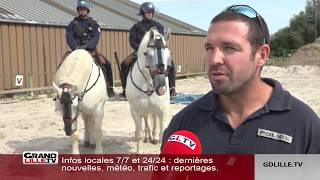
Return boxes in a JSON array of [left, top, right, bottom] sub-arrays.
[[55, 61, 101, 127], [72, 63, 101, 121], [81, 63, 101, 99], [130, 60, 155, 96]]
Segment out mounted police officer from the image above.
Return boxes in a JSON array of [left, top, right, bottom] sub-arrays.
[[119, 2, 177, 98], [66, 0, 115, 97]]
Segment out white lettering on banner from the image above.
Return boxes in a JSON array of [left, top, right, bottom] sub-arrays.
[[257, 128, 293, 144]]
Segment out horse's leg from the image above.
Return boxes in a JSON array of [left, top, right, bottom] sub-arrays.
[[130, 107, 144, 153], [82, 114, 90, 147], [143, 115, 152, 143], [85, 115, 95, 148], [93, 104, 104, 154], [71, 129, 80, 154], [158, 108, 168, 145], [151, 113, 160, 144]]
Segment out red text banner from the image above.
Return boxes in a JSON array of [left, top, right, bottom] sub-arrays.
[[0, 154, 254, 180]]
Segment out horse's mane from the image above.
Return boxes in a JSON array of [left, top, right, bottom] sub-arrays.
[[54, 49, 93, 92], [138, 28, 166, 55]]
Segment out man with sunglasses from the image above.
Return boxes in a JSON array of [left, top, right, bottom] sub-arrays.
[[119, 2, 177, 98], [162, 5, 320, 154]]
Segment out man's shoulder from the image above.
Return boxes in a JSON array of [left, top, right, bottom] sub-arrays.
[[72, 16, 81, 22], [173, 91, 214, 121], [152, 20, 164, 28], [130, 21, 141, 30], [264, 78, 317, 119], [289, 94, 320, 122], [163, 91, 215, 142], [270, 82, 320, 129], [67, 18, 78, 28], [133, 20, 144, 26], [68, 17, 78, 24], [153, 20, 163, 25], [87, 17, 98, 24]]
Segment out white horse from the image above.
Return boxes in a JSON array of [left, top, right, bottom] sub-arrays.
[[52, 49, 107, 154], [126, 28, 171, 153]]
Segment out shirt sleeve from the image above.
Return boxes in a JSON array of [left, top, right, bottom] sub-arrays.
[[85, 22, 100, 51], [129, 24, 139, 51], [307, 116, 320, 153], [66, 22, 78, 50]]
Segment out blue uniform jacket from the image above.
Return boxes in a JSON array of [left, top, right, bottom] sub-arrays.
[[66, 16, 100, 51], [129, 19, 164, 51]]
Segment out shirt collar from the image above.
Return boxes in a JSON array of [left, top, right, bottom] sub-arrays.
[[263, 78, 292, 111], [197, 78, 292, 112]]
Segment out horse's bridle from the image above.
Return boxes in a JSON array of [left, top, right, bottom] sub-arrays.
[[146, 35, 170, 76], [54, 63, 101, 136], [58, 87, 81, 135], [130, 35, 170, 96]]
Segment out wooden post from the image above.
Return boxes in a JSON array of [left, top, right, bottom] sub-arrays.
[[28, 74, 34, 97]]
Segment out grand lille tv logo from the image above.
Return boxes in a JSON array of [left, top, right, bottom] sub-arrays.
[[23, 151, 58, 165]]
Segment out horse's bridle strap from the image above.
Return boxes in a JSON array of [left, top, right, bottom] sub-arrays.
[[55, 61, 101, 125], [147, 44, 168, 48], [130, 62, 155, 96]]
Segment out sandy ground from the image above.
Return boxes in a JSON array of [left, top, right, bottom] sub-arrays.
[[0, 65, 319, 154]]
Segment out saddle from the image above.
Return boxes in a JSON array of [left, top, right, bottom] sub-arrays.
[[122, 52, 137, 66]]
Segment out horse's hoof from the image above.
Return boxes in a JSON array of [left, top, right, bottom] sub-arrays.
[[151, 139, 159, 145], [143, 138, 148, 143], [90, 144, 96, 149], [72, 151, 80, 154], [84, 141, 90, 147]]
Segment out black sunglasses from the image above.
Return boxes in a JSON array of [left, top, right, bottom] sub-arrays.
[[223, 5, 267, 45]]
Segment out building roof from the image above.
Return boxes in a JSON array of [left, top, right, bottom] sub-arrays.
[[0, 0, 206, 35]]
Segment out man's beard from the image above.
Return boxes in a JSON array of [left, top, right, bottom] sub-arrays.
[[209, 58, 256, 95]]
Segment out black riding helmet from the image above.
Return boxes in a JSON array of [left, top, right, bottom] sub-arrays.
[[76, 0, 91, 12], [138, 2, 155, 15]]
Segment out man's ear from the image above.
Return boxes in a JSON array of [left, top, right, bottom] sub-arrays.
[[256, 44, 270, 67]]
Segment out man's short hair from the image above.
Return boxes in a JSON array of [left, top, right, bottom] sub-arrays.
[[210, 11, 270, 53]]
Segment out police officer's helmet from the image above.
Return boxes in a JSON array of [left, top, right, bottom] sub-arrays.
[[77, 0, 91, 12], [138, 2, 155, 15]]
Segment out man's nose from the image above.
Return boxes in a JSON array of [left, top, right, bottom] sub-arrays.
[[207, 48, 224, 65]]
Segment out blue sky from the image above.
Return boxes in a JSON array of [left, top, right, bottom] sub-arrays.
[[131, 0, 307, 34]]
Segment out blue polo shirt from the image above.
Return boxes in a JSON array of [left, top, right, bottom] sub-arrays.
[[162, 78, 320, 154]]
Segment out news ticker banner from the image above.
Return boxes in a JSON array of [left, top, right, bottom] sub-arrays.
[[0, 152, 319, 180]]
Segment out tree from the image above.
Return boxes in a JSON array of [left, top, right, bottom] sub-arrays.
[[270, 0, 319, 57]]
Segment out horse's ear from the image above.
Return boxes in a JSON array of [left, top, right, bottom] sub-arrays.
[[149, 29, 154, 40], [164, 28, 171, 42], [52, 81, 62, 95]]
